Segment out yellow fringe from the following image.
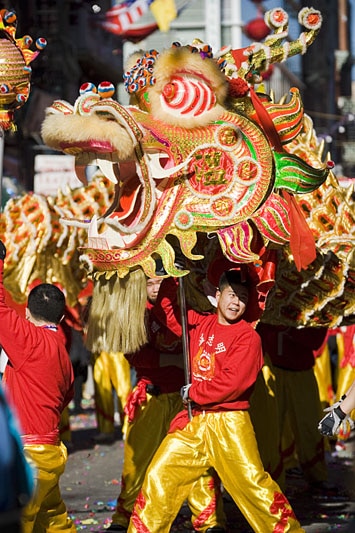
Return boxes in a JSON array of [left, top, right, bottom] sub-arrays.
[[86, 269, 148, 354]]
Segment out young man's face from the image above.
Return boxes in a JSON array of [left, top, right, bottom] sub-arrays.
[[215, 283, 249, 325], [146, 277, 163, 304]]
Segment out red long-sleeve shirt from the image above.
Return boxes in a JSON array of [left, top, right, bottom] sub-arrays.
[[0, 260, 74, 441], [125, 298, 185, 394], [187, 312, 263, 410], [153, 278, 263, 410]]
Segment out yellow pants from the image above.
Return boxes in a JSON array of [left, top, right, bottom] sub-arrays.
[[22, 442, 76, 532], [335, 364, 355, 440], [93, 351, 132, 434], [128, 411, 304, 533], [336, 364, 355, 402], [111, 391, 225, 530], [249, 358, 285, 489], [273, 366, 328, 484], [314, 343, 334, 409]]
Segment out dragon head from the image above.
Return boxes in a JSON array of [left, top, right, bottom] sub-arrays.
[[40, 6, 334, 353], [41, 7, 328, 280]]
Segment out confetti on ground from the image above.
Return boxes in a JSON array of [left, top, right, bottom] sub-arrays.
[[62, 410, 355, 533]]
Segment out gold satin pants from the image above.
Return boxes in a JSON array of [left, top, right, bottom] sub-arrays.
[[335, 365, 355, 440], [111, 391, 225, 530], [335, 331, 355, 428], [128, 410, 305, 533], [336, 364, 355, 405], [22, 442, 76, 532], [93, 350, 132, 434], [314, 343, 334, 409]]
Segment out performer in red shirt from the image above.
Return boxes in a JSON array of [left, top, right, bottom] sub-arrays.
[[0, 240, 76, 533], [128, 270, 305, 533], [107, 274, 226, 532]]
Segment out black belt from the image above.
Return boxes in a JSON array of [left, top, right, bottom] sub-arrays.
[[145, 383, 161, 396]]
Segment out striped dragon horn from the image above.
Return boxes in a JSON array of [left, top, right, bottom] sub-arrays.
[[220, 7, 322, 85]]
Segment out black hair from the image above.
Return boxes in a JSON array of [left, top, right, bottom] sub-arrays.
[[218, 270, 250, 292], [27, 284, 65, 324]]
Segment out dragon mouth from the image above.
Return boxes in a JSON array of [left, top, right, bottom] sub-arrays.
[[65, 145, 187, 251]]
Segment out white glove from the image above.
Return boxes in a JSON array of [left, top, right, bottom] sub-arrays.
[[180, 384, 191, 402], [318, 406, 354, 437]]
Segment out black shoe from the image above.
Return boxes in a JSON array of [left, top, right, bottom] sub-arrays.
[[286, 466, 303, 479], [105, 525, 127, 532], [71, 406, 86, 415], [91, 432, 115, 444], [310, 481, 349, 502], [205, 529, 227, 533]]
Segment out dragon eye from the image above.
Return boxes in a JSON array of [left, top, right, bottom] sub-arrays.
[[162, 83, 176, 100], [0, 84, 10, 94]]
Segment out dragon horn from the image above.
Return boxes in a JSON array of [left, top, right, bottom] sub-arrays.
[[231, 7, 322, 82]]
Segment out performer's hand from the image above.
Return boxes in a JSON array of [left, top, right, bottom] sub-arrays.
[[318, 406, 347, 436], [180, 384, 191, 402], [0, 240, 6, 261]]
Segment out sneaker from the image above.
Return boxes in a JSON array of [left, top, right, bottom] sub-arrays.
[[92, 432, 115, 444]]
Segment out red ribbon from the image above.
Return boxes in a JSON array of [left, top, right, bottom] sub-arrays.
[[124, 378, 151, 423], [249, 86, 316, 271]]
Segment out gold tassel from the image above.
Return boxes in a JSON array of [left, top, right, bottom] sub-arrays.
[[86, 269, 147, 354]]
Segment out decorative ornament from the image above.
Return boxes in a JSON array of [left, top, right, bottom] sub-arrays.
[[123, 49, 159, 94], [0, 9, 46, 130], [228, 77, 250, 98]]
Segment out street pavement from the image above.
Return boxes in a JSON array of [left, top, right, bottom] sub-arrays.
[[61, 406, 355, 532]]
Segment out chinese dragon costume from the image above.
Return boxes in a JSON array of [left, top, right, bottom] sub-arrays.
[[1, 7, 354, 354]]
